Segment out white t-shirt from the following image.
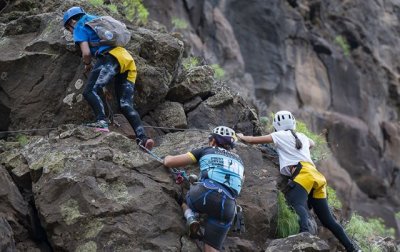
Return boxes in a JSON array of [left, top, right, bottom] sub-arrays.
[[270, 130, 315, 176]]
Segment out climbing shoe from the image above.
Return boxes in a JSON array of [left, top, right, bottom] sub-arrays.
[[137, 137, 154, 151], [186, 215, 200, 238], [85, 120, 109, 132]]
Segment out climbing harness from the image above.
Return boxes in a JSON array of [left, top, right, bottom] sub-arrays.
[[232, 205, 246, 233], [171, 168, 189, 185]]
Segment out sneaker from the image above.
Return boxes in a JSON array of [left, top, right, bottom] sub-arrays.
[[85, 120, 109, 132], [186, 215, 200, 238], [347, 241, 362, 252], [137, 137, 154, 151]]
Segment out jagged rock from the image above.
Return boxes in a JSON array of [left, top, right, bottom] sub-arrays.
[[187, 87, 261, 135], [144, 0, 400, 237], [0, 217, 16, 252], [1, 125, 280, 250], [151, 101, 187, 130], [183, 96, 203, 113], [0, 164, 41, 250], [265, 232, 330, 252], [167, 65, 214, 103]]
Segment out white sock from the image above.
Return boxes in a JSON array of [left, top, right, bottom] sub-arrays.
[[184, 209, 194, 220]]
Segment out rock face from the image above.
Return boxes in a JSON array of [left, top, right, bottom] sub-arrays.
[[143, 0, 400, 236], [1, 0, 400, 250], [265, 233, 330, 252], [0, 125, 280, 251]]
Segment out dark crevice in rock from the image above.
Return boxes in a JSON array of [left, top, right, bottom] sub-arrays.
[[390, 166, 399, 187], [309, 2, 322, 24], [4, 167, 53, 251], [0, 101, 11, 138], [0, 0, 9, 13], [27, 199, 53, 252], [342, 31, 360, 50], [29, 75, 44, 93], [286, 0, 298, 8]]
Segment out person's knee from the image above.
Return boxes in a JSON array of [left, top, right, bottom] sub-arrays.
[[119, 100, 131, 111]]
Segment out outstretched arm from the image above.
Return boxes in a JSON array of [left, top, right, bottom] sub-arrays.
[[164, 153, 196, 168], [236, 133, 274, 144]]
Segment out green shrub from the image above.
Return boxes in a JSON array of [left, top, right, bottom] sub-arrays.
[[171, 17, 188, 30], [259, 116, 270, 129], [335, 35, 350, 57], [122, 0, 149, 23], [296, 121, 331, 162], [88, 0, 104, 7], [277, 191, 299, 238], [182, 57, 199, 70], [345, 213, 395, 251], [326, 186, 342, 209], [107, 4, 118, 13], [16, 134, 29, 146], [211, 64, 225, 80], [396, 212, 400, 219]]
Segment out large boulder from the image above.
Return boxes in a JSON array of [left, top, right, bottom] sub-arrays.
[[0, 125, 280, 250], [265, 232, 330, 252]]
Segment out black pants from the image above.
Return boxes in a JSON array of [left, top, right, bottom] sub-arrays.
[[83, 54, 146, 139], [186, 182, 236, 250], [286, 182, 355, 251]]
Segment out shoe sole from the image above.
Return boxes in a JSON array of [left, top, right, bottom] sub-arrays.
[[188, 221, 200, 238], [144, 139, 154, 150], [94, 128, 110, 132]]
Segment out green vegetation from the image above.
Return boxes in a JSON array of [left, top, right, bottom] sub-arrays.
[[16, 134, 29, 146], [345, 213, 395, 252], [123, 0, 149, 23], [88, 0, 104, 7], [335, 35, 350, 57], [211, 64, 225, 80], [182, 57, 199, 70], [326, 186, 342, 209], [171, 17, 188, 30], [107, 4, 118, 13], [396, 212, 400, 219], [276, 191, 299, 238], [296, 121, 330, 162], [88, 0, 148, 23]]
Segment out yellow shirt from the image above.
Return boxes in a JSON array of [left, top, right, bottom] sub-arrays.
[[108, 47, 137, 83]]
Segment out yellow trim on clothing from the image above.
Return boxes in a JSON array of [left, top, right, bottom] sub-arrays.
[[293, 161, 327, 199], [108, 47, 137, 83], [187, 152, 197, 163]]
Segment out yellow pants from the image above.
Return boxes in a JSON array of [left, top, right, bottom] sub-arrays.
[[293, 161, 327, 198]]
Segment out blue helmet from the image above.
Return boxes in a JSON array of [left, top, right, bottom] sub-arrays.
[[63, 6, 86, 27]]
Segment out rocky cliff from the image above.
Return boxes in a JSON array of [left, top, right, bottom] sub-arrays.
[[0, 0, 399, 251], [143, 0, 400, 236]]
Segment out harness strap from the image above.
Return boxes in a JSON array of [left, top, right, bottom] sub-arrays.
[[220, 194, 226, 220], [290, 162, 303, 180]]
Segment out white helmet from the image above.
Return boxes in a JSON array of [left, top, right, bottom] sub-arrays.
[[210, 126, 237, 149], [273, 110, 296, 131], [213, 126, 236, 138]]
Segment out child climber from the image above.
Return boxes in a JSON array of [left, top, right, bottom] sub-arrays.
[[237, 110, 360, 252], [63, 6, 154, 150], [163, 126, 245, 252]]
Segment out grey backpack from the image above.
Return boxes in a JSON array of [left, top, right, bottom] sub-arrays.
[[85, 16, 131, 47]]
